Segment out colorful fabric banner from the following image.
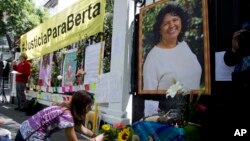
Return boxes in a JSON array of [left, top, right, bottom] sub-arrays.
[[63, 49, 77, 86], [38, 53, 53, 87], [20, 0, 105, 59]]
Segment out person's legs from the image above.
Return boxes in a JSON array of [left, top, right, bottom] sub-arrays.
[[1, 78, 8, 102], [15, 83, 21, 110], [18, 82, 26, 111]]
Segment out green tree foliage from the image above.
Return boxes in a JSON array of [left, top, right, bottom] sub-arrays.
[[0, 0, 48, 37], [102, 0, 114, 73], [142, 3, 165, 56]]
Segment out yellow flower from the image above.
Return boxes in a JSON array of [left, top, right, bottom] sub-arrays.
[[118, 128, 130, 141], [102, 124, 111, 131]]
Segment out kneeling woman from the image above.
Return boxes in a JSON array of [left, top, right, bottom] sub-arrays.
[[15, 91, 104, 141]]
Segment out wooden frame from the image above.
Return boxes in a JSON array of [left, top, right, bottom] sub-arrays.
[[138, 0, 210, 94]]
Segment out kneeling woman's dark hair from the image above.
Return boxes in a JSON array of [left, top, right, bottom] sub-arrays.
[[63, 91, 94, 125]]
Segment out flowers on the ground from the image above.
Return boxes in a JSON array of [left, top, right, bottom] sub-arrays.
[[99, 122, 134, 141], [102, 124, 111, 131], [118, 128, 130, 141]]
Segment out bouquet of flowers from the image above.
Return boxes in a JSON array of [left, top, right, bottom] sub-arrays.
[[99, 122, 135, 141], [163, 81, 207, 140], [165, 81, 207, 126]]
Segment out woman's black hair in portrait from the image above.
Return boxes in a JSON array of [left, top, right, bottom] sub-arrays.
[[59, 90, 94, 125], [152, 4, 190, 45]]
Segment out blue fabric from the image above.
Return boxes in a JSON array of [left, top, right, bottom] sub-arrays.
[[241, 20, 250, 30], [132, 121, 186, 141], [234, 56, 250, 72], [241, 56, 250, 71], [0, 136, 10, 141]]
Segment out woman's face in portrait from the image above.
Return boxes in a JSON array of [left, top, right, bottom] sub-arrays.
[[42, 55, 49, 66], [44, 56, 48, 62], [160, 13, 182, 42], [68, 64, 72, 71]]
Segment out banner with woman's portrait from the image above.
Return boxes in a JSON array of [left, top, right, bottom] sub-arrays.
[[38, 53, 53, 87], [63, 49, 78, 86]]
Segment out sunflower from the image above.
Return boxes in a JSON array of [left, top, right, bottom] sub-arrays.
[[102, 124, 111, 131], [118, 128, 130, 141]]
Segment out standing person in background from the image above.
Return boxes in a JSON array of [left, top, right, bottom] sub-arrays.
[[2, 60, 10, 87], [1, 60, 9, 103], [2, 60, 10, 80], [0, 60, 10, 102], [12, 52, 31, 112], [0, 60, 3, 80], [224, 21, 250, 131], [143, 4, 202, 90], [14, 91, 105, 141], [0, 60, 4, 102], [224, 20, 250, 87], [0, 60, 4, 86]]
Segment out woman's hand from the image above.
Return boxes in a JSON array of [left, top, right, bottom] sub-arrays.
[[94, 133, 106, 141], [232, 29, 246, 51], [0, 119, 5, 124], [11, 60, 17, 67], [76, 124, 94, 137]]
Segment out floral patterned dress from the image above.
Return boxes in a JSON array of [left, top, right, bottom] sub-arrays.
[[20, 106, 74, 141]]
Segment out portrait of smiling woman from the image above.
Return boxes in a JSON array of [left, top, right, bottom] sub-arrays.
[[143, 4, 201, 90], [138, 0, 210, 94]]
